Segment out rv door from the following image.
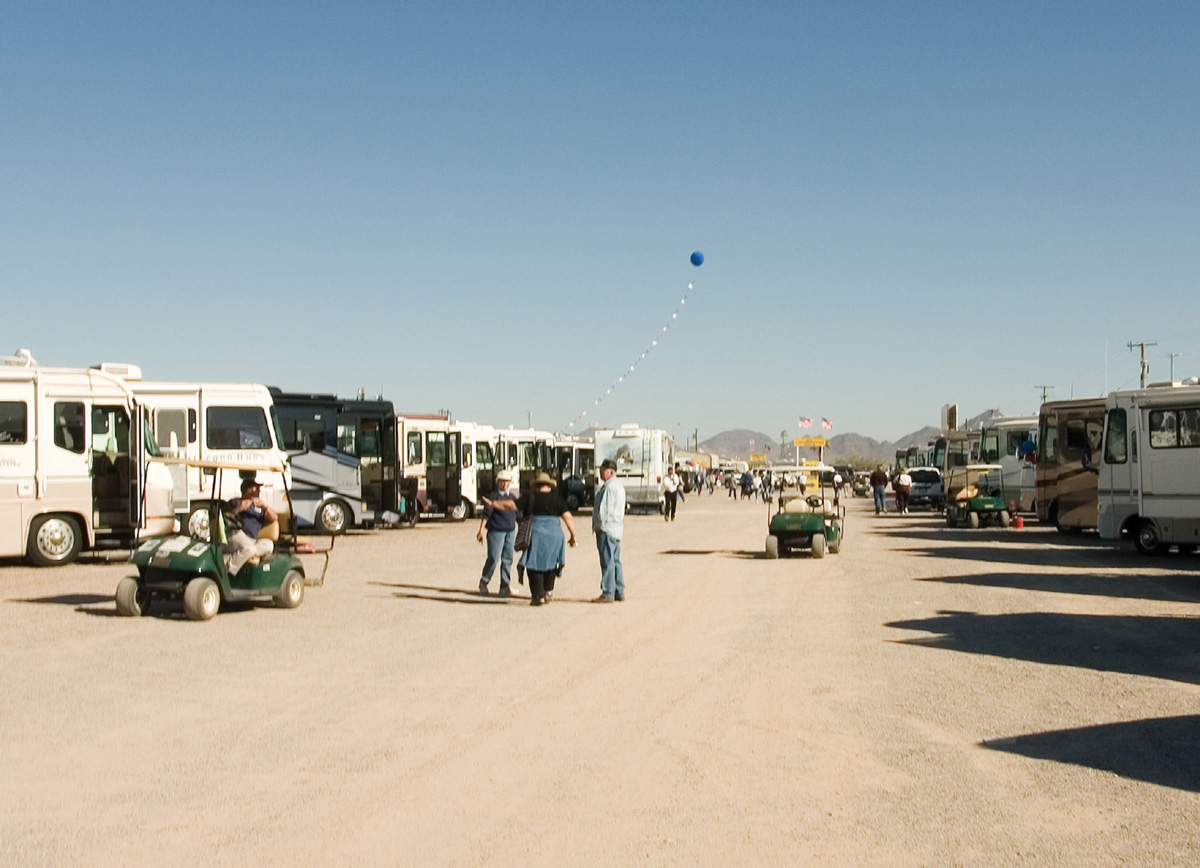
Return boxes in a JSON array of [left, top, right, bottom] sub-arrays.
[[129, 407, 148, 528]]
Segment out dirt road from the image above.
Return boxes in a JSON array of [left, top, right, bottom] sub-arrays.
[[2, 495, 1198, 867]]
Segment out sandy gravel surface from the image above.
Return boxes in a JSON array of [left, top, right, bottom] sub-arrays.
[[2, 494, 1198, 867]]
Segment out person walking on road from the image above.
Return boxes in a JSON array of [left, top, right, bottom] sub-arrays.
[[592, 459, 625, 603], [663, 465, 680, 521], [477, 470, 518, 597], [895, 469, 913, 514], [870, 464, 889, 515], [513, 472, 577, 606]]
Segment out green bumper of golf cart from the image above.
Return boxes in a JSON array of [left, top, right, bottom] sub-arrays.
[[767, 512, 843, 558]]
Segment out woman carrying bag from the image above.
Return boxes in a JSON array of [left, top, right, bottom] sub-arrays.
[[516, 471, 577, 606]]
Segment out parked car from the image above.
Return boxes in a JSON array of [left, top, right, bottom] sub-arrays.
[[907, 467, 943, 509]]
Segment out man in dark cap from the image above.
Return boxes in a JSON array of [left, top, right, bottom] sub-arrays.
[[591, 459, 626, 602]]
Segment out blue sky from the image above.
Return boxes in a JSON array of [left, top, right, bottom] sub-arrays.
[[3, 1, 1198, 443]]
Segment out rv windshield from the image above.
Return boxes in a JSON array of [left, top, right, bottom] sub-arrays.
[[596, 436, 645, 474]]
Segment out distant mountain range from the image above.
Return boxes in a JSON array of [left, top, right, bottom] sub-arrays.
[[699, 426, 943, 466]]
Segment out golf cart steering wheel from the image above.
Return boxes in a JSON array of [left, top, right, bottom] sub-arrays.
[[806, 495, 823, 508]]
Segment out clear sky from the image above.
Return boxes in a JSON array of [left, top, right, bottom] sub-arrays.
[[3, 1, 1198, 442]]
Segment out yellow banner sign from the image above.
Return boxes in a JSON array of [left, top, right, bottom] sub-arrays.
[[793, 437, 828, 448], [749, 453, 766, 462]]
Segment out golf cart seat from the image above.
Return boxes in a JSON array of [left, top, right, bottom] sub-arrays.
[[782, 496, 812, 514]]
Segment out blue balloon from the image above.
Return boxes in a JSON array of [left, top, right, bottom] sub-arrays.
[[690, 251, 704, 267]]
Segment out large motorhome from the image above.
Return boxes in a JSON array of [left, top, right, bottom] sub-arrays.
[[398, 413, 466, 519], [554, 435, 595, 511], [0, 353, 175, 565], [271, 389, 400, 533], [929, 430, 978, 476], [1097, 381, 1200, 554], [593, 425, 673, 512], [1036, 397, 1105, 532], [494, 427, 556, 495], [110, 370, 291, 539], [977, 415, 1038, 512]]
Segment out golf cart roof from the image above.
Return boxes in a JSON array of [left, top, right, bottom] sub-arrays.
[[154, 456, 288, 473]]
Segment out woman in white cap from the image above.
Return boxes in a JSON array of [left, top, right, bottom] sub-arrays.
[[477, 470, 519, 597]]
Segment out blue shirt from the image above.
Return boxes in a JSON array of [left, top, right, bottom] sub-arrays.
[[484, 490, 518, 532]]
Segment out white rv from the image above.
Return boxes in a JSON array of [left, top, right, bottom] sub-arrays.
[[1097, 381, 1200, 554], [593, 425, 673, 512], [977, 414, 1038, 512], [100, 368, 292, 538], [398, 414, 467, 519], [0, 352, 175, 565]]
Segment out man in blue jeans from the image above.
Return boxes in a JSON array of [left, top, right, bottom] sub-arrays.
[[870, 464, 890, 515], [477, 470, 518, 597], [592, 459, 626, 602]]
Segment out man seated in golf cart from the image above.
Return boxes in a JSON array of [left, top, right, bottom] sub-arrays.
[[225, 476, 278, 573]]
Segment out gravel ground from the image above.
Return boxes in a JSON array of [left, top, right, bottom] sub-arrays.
[[1, 494, 1198, 867]]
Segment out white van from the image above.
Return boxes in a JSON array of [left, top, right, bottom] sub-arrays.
[[0, 352, 175, 565], [1097, 381, 1200, 554], [102, 368, 291, 538], [593, 425, 673, 512]]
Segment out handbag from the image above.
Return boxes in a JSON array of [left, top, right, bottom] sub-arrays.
[[514, 491, 534, 551]]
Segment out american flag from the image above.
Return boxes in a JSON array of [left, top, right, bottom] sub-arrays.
[[821, 418, 833, 430], [798, 416, 812, 429]]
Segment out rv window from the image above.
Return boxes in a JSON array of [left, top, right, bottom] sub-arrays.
[[1064, 419, 1088, 457], [1103, 409, 1126, 464], [461, 443, 472, 469], [519, 443, 536, 471], [1006, 430, 1030, 456], [358, 423, 381, 458], [54, 402, 86, 453], [1039, 422, 1057, 461], [337, 424, 357, 456], [406, 432, 422, 465], [1180, 409, 1200, 447], [578, 450, 594, 476], [427, 432, 447, 467], [0, 401, 27, 444], [156, 409, 187, 451], [206, 406, 272, 450], [475, 442, 493, 470], [980, 432, 999, 463], [1148, 410, 1178, 448]]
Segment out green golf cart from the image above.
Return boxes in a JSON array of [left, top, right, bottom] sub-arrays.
[[943, 463, 1011, 529], [765, 492, 845, 559], [117, 458, 330, 621]]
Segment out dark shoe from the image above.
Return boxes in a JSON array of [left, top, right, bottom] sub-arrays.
[[498, 585, 512, 598], [593, 594, 614, 603], [478, 579, 489, 595], [614, 592, 625, 602], [530, 597, 545, 607]]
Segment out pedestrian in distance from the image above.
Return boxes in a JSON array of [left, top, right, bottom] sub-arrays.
[[477, 470, 518, 597], [870, 464, 890, 515], [663, 464, 680, 521], [832, 471, 844, 507], [895, 469, 913, 515], [592, 459, 625, 602]]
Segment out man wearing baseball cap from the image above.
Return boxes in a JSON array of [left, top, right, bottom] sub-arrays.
[[477, 469, 518, 597]]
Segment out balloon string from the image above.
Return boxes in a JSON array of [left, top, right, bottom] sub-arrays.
[[565, 281, 692, 431]]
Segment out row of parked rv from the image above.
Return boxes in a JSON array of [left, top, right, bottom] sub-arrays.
[[893, 379, 1200, 555], [0, 351, 713, 566]]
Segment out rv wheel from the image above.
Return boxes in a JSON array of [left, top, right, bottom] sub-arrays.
[[1135, 521, 1168, 556], [450, 499, 471, 521], [27, 514, 83, 567], [187, 506, 211, 541], [316, 500, 350, 535]]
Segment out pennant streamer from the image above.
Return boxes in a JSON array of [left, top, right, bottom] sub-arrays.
[[565, 281, 692, 430]]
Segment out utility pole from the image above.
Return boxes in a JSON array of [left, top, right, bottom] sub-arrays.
[[1035, 385, 1054, 404], [1128, 341, 1158, 388], [1167, 352, 1183, 381], [780, 429, 788, 461]]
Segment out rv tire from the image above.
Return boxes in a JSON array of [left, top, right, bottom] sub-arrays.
[[316, 500, 350, 535], [187, 505, 211, 541], [1135, 521, 1168, 556], [450, 499, 470, 521], [27, 514, 83, 567]]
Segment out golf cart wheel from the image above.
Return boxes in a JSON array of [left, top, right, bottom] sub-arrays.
[[829, 532, 841, 555], [999, 510, 1012, 528], [450, 498, 470, 521], [183, 578, 220, 621], [27, 514, 82, 567], [967, 512, 981, 529], [811, 533, 826, 559], [946, 514, 956, 528], [316, 499, 350, 535], [187, 505, 211, 541], [1135, 521, 1168, 556], [273, 569, 305, 609], [115, 576, 152, 617], [765, 535, 779, 559]]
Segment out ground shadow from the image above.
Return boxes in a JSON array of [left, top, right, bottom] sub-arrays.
[[984, 715, 1200, 793], [919, 571, 1200, 605], [9, 593, 114, 606], [887, 610, 1200, 686], [75, 598, 264, 619], [659, 549, 767, 559], [368, 580, 595, 606], [901, 541, 1164, 571]]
